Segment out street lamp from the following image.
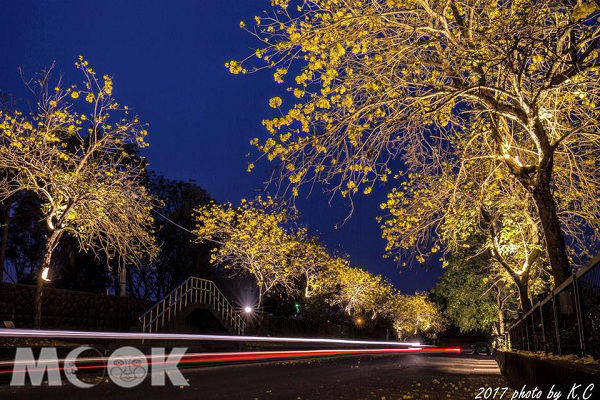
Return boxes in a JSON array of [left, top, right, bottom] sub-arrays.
[[244, 306, 253, 314]]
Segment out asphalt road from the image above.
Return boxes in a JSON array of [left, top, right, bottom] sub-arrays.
[[0, 353, 511, 400]]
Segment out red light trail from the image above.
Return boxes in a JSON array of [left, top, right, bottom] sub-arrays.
[[0, 329, 460, 377], [0, 348, 462, 375]]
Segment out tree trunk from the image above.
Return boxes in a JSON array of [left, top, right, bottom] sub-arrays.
[[531, 178, 572, 286], [34, 229, 62, 328], [515, 279, 532, 314], [492, 310, 505, 349], [127, 269, 140, 298], [0, 201, 11, 282], [119, 266, 127, 296], [497, 309, 505, 336], [304, 271, 310, 298], [257, 288, 263, 309], [492, 324, 499, 349]]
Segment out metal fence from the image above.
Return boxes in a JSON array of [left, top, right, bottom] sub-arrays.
[[508, 254, 600, 358]]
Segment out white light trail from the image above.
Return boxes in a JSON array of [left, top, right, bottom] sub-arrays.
[[0, 328, 428, 347]]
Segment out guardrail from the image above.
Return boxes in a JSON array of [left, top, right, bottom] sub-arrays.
[[139, 277, 245, 336], [508, 254, 600, 357]]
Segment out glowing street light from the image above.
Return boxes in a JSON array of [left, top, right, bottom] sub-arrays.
[[244, 306, 253, 314]]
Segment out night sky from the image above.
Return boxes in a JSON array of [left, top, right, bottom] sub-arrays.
[[0, 0, 442, 293]]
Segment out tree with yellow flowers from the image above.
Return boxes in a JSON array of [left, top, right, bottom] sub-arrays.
[[194, 196, 444, 336], [0, 59, 158, 326], [320, 261, 445, 338], [387, 292, 445, 341], [232, 0, 600, 287], [379, 142, 553, 313], [194, 197, 303, 307], [290, 234, 333, 299], [315, 259, 393, 318]]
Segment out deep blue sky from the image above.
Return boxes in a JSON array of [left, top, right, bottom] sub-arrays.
[[0, 0, 442, 293]]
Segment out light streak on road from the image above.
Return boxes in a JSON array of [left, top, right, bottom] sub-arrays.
[[0, 328, 429, 347], [174, 347, 462, 365], [0, 329, 460, 377], [0, 347, 462, 375]]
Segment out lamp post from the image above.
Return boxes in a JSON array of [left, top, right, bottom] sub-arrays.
[[243, 306, 253, 335], [355, 317, 363, 339]]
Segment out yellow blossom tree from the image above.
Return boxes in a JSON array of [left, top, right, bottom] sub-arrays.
[[315, 259, 394, 318], [194, 197, 303, 307], [231, 0, 600, 286], [379, 148, 553, 313], [193, 197, 446, 334], [0, 59, 158, 326], [387, 292, 445, 341], [290, 234, 334, 298]]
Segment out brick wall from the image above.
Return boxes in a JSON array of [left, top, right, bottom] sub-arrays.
[[0, 282, 153, 331]]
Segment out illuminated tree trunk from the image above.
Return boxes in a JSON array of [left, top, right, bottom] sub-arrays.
[[492, 310, 505, 349], [303, 271, 311, 299], [515, 280, 532, 314], [34, 229, 63, 328], [498, 121, 572, 287], [531, 177, 572, 286], [257, 289, 263, 309], [482, 207, 535, 313], [0, 200, 11, 282], [497, 311, 504, 336]]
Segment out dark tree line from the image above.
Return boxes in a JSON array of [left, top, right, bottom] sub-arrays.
[[127, 172, 217, 300]]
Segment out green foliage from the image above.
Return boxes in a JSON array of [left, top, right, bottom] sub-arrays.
[[435, 253, 503, 333]]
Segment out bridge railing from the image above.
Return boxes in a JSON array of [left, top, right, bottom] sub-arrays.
[[507, 254, 600, 358], [139, 276, 245, 336]]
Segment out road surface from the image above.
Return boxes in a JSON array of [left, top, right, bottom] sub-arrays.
[[0, 353, 511, 400]]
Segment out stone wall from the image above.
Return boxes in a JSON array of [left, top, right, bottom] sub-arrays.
[[496, 351, 600, 393], [0, 282, 153, 331]]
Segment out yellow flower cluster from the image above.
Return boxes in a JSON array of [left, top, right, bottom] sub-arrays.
[[103, 75, 113, 96], [225, 61, 246, 74], [269, 97, 283, 108]]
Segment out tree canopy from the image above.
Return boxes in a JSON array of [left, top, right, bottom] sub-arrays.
[[194, 195, 444, 338], [379, 143, 553, 312], [194, 197, 303, 306], [0, 58, 158, 324], [232, 0, 600, 286], [435, 250, 516, 341]]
